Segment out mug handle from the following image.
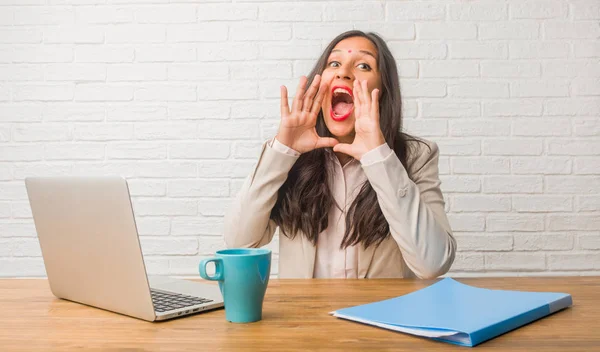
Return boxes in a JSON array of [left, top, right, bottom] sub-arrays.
[[199, 258, 224, 281]]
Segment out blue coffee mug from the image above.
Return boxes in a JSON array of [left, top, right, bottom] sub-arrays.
[[199, 248, 271, 323]]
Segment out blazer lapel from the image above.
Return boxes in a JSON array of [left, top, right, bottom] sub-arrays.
[[358, 242, 377, 278]]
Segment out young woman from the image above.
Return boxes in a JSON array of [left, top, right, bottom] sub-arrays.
[[223, 30, 456, 279]]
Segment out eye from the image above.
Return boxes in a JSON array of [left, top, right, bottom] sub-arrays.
[[328, 61, 340, 68], [357, 63, 372, 71]]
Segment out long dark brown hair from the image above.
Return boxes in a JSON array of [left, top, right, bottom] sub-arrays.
[[270, 30, 426, 249]]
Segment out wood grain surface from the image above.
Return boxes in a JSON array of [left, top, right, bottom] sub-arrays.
[[0, 277, 598, 351]]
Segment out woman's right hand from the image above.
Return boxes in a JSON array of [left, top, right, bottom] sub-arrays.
[[276, 74, 339, 154]]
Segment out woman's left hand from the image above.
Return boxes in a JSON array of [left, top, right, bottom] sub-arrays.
[[333, 79, 386, 161]]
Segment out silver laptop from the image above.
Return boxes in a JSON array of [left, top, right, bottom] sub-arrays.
[[25, 176, 224, 322]]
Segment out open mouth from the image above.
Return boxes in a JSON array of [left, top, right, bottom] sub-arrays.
[[330, 86, 354, 122]]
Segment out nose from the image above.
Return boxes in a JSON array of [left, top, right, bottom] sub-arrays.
[[335, 67, 353, 81]]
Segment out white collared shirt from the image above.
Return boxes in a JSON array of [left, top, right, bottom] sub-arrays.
[[269, 138, 392, 278]]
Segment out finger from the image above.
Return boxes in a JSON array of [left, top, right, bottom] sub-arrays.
[[280, 85, 290, 117], [291, 76, 308, 113], [353, 79, 362, 107], [315, 137, 339, 149], [360, 80, 371, 117], [310, 84, 326, 119], [302, 75, 321, 112], [353, 79, 362, 118], [361, 80, 370, 107], [310, 78, 330, 117], [333, 143, 353, 156], [370, 88, 380, 121]]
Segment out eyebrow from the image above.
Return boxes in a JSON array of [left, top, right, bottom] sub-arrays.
[[331, 49, 376, 59]]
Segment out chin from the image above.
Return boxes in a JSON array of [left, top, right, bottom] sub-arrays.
[[323, 112, 355, 141]]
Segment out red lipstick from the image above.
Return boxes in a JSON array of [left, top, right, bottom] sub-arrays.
[[330, 85, 354, 122]]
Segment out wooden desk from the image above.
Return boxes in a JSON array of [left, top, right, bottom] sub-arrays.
[[0, 277, 598, 351]]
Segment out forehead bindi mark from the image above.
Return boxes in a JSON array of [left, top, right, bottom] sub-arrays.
[[348, 50, 352, 53]]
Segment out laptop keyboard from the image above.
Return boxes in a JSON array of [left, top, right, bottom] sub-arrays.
[[150, 288, 213, 313]]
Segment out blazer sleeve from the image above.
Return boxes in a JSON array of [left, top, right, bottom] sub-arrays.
[[361, 141, 457, 279], [223, 140, 299, 248]]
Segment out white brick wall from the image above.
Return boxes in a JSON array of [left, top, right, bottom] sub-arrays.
[[0, 0, 598, 278]]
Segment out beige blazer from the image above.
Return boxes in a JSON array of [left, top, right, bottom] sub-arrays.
[[223, 138, 456, 279]]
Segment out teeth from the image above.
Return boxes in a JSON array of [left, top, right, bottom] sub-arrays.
[[333, 88, 351, 95]]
